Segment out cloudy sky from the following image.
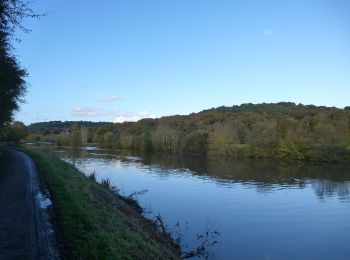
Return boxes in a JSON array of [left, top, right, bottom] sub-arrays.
[[14, 0, 350, 124]]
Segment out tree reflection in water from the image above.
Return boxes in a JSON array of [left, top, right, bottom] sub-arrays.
[[26, 143, 350, 201], [139, 152, 350, 201]]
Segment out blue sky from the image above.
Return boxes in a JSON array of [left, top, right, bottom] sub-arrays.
[[13, 0, 350, 124]]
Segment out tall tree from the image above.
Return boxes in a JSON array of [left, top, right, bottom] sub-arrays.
[[0, 0, 39, 126], [0, 37, 27, 125]]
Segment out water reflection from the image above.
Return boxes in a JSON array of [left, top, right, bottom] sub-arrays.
[[141, 153, 350, 200], [26, 144, 350, 260], [28, 144, 350, 201], [311, 180, 350, 201]]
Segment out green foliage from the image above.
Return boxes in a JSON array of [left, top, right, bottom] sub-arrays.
[[70, 124, 82, 147], [208, 123, 237, 155], [28, 121, 111, 135], [0, 0, 41, 126], [0, 121, 27, 141], [0, 37, 27, 125], [180, 130, 208, 155], [56, 133, 70, 146], [152, 125, 182, 153], [142, 129, 153, 153], [26, 103, 350, 161]]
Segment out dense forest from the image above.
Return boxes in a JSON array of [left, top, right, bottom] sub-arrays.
[[25, 103, 350, 161]]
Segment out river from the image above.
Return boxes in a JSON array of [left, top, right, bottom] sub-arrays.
[[27, 143, 350, 260]]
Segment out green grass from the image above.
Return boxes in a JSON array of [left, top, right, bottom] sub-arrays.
[[27, 149, 180, 260]]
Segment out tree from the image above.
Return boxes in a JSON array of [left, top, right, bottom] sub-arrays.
[[70, 125, 82, 147], [0, 41, 27, 125], [152, 125, 183, 153], [208, 123, 237, 155], [0, 0, 40, 36], [0, 0, 40, 126], [0, 121, 27, 141], [180, 130, 208, 155], [142, 128, 153, 153]]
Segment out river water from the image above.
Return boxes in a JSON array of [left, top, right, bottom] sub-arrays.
[[28, 144, 350, 259]]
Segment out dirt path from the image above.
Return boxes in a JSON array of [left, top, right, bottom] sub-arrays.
[[0, 150, 60, 259]]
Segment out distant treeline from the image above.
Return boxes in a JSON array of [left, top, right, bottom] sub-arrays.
[[26, 103, 350, 161], [28, 121, 111, 135]]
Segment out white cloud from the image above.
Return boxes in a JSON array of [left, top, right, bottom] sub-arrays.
[[71, 108, 156, 122], [115, 111, 157, 123], [100, 96, 122, 103], [71, 107, 118, 117], [263, 29, 275, 39]]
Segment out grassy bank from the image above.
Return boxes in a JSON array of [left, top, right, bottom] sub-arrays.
[[27, 149, 180, 259]]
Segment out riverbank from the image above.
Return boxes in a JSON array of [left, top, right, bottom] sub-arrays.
[[26, 149, 181, 259], [24, 139, 350, 162], [24, 144, 350, 259]]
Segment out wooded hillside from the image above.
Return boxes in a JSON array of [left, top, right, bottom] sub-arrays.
[[27, 103, 350, 161]]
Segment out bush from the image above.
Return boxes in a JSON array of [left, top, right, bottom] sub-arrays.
[[180, 130, 208, 155]]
